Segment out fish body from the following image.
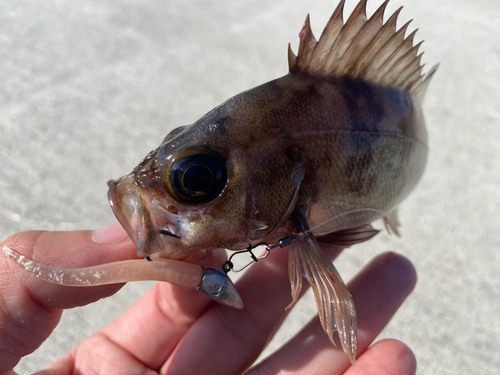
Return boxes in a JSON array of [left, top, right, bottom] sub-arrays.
[[108, 0, 436, 364]]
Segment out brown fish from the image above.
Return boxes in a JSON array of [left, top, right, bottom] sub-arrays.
[[107, 0, 436, 363], [4, 0, 436, 364]]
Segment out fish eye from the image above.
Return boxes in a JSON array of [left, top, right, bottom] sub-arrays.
[[167, 146, 227, 204]]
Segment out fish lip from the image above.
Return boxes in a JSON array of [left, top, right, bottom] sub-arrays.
[[107, 174, 183, 258]]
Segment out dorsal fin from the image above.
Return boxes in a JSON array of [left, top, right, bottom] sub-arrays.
[[288, 0, 437, 101]]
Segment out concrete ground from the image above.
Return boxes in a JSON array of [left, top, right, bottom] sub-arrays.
[[1, 0, 498, 373]]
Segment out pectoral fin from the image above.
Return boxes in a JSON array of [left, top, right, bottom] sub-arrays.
[[288, 211, 357, 365]]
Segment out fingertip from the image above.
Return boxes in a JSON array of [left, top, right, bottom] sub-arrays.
[[375, 339, 417, 371], [32, 356, 73, 375], [353, 251, 417, 302], [386, 339, 417, 374], [346, 339, 416, 375], [92, 222, 129, 244], [374, 251, 418, 293]]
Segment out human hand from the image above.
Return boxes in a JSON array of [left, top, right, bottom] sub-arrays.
[[1, 223, 417, 374]]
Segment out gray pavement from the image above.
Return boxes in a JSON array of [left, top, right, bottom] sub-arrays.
[[0, 0, 498, 373]]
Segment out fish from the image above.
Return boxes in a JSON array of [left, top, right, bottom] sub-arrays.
[[6, 0, 436, 365], [107, 0, 436, 364]]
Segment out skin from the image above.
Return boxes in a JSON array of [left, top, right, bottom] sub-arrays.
[[0, 222, 417, 374]]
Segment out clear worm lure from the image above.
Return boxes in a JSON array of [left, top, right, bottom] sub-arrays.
[[1, 245, 203, 287], [1, 236, 302, 309]]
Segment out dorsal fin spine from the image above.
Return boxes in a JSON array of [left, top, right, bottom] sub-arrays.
[[401, 52, 425, 89], [398, 51, 425, 87], [356, 7, 404, 79], [288, 43, 297, 72], [354, 4, 401, 78], [391, 62, 423, 88], [310, 0, 346, 73], [363, 19, 412, 83], [339, 1, 388, 75], [412, 63, 438, 103], [389, 41, 424, 86], [325, 0, 368, 73], [296, 15, 317, 73], [344, 0, 389, 76], [379, 34, 421, 85], [288, 0, 436, 99]]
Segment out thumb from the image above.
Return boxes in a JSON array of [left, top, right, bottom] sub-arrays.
[[0, 223, 135, 372]]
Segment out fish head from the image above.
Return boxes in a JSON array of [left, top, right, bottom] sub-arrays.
[[108, 108, 305, 260]]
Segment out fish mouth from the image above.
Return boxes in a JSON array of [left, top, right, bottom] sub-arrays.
[[107, 174, 183, 258]]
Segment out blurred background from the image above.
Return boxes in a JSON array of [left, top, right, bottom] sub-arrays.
[[0, 0, 498, 373]]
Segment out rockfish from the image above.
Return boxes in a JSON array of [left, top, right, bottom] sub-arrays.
[[4, 0, 437, 364], [107, 0, 436, 363]]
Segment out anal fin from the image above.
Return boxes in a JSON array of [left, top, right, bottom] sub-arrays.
[[288, 210, 357, 365]]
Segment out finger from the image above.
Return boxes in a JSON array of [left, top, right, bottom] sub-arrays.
[[38, 345, 158, 375], [66, 246, 228, 372], [160, 245, 345, 375], [33, 356, 73, 375], [0, 223, 135, 372], [248, 252, 417, 375], [343, 339, 416, 375]]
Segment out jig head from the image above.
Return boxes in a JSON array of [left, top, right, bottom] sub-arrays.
[[196, 236, 302, 308]]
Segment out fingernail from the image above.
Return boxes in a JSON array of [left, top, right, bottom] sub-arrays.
[[92, 222, 129, 244]]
